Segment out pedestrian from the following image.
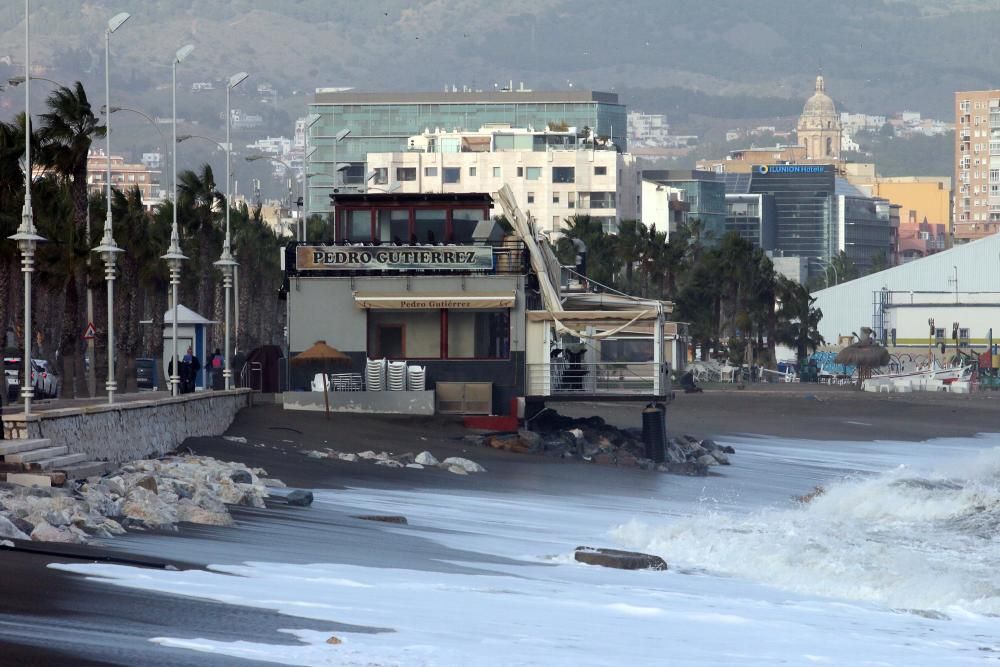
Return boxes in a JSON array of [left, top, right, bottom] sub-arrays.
[[207, 348, 223, 389]]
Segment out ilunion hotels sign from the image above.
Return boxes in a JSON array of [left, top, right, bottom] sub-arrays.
[[756, 165, 828, 174]]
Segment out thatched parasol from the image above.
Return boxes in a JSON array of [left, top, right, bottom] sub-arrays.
[[291, 341, 351, 419], [835, 340, 890, 388]]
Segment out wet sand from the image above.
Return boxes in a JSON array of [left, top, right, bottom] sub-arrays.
[[5, 386, 1000, 664]]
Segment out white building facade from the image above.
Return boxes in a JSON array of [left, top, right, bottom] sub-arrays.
[[364, 126, 638, 234]]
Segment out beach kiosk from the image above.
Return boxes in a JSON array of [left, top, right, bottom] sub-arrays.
[[161, 305, 214, 390]]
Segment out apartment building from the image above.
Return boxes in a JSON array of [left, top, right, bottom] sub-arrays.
[[364, 125, 636, 234], [953, 90, 1000, 241], [85, 150, 163, 208]]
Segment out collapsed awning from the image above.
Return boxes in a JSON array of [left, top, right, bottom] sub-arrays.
[[354, 292, 515, 310]]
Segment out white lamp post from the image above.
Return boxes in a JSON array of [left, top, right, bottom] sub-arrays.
[[92, 11, 130, 404], [214, 71, 248, 391], [9, 0, 44, 415], [162, 44, 193, 397]]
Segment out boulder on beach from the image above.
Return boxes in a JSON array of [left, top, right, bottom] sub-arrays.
[[574, 547, 667, 571], [415, 451, 439, 466], [441, 457, 486, 473]]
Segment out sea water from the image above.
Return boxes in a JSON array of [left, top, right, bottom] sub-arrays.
[[52, 435, 1000, 665]]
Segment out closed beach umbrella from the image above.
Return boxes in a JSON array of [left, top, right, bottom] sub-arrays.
[[291, 341, 351, 419], [835, 343, 890, 388]]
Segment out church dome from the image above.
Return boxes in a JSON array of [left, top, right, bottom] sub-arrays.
[[801, 75, 836, 117]]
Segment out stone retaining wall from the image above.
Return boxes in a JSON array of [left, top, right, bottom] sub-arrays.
[[283, 390, 435, 415], [2, 390, 252, 465]]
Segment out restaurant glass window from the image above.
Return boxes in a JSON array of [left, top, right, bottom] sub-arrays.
[[341, 210, 372, 242], [452, 208, 485, 243], [378, 209, 411, 243], [414, 209, 447, 243], [447, 310, 510, 359], [368, 310, 441, 359]]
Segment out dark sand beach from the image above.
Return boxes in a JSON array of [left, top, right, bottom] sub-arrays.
[[4, 385, 1000, 664]]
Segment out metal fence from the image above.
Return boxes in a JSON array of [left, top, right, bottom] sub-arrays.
[[526, 362, 662, 397]]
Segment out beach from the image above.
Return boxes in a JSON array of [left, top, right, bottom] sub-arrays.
[[4, 386, 1000, 665]]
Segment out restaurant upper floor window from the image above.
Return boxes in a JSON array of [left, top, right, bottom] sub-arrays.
[[443, 167, 461, 184], [397, 167, 416, 181]]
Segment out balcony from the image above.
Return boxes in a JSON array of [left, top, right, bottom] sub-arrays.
[[526, 362, 667, 399]]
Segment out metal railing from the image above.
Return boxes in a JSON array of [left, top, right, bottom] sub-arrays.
[[526, 362, 664, 397], [239, 361, 263, 391]]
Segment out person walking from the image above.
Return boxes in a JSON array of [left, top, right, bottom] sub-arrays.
[[207, 348, 223, 390]]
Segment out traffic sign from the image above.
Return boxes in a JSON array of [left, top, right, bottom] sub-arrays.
[[83, 322, 97, 340]]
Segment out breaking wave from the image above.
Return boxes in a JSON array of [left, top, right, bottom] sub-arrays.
[[613, 447, 1000, 614]]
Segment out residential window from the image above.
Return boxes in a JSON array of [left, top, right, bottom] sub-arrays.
[[443, 167, 461, 184], [396, 167, 416, 182], [517, 166, 524, 177], [594, 166, 607, 176], [526, 166, 542, 181], [568, 192, 575, 209], [373, 167, 388, 185], [527, 192, 535, 204], [493, 166, 501, 178], [469, 167, 477, 177], [552, 166, 575, 183], [424, 166, 438, 177], [552, 193, 560, 204]]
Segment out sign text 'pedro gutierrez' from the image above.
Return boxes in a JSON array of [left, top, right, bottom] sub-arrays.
[[296, 245, 494, 271]]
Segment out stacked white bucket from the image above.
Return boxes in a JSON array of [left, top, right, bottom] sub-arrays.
[[365, 358, 386, 391], [407, 365, 426, 391]]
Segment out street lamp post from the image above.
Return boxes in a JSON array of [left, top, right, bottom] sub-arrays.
[[92, 11, 130, 405], [815, 257, 838, 288], [162, 44, 193, 397], [9, 0, 45, 415], [214, 72, 249, 391]]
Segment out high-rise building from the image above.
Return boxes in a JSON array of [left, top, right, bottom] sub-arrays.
[[953, 90, 1000, 241], [307, 89, 626, 212]]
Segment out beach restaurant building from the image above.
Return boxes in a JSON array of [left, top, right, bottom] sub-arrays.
[[283, 192, 677, 415]]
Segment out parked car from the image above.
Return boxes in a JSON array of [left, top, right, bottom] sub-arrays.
[[31, 359, 59, 399], [3, 357, 20, 403]]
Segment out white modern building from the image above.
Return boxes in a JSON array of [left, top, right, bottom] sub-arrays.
[[364, 125, 638, 234], [628, 111, 670, 146], [814, 232, 1000, 347], [638, 180, 688, 237]]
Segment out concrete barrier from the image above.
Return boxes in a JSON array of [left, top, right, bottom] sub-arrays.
[[1, 389, 252, 465], [283, 390, 435, 415]]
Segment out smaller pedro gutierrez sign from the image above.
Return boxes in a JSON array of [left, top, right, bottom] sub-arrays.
[[296, 245, 494, 271]]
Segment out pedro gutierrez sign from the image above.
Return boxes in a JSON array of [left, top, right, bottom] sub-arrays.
[[296, 245, 494, 271]]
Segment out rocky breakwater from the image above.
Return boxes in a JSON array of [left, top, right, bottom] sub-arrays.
[[0, 455, 284, 545], [477, 412, 734, 476]]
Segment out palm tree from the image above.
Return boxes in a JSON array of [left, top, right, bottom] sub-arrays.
[[614, 219, 645, 289], [176, 164, 224, 321], [36, 82, 105, 396], [0, 118, 26, 345], [776, 276, 825, 362]]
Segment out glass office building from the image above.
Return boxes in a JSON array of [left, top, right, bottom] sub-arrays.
[[640, 170, 727, 242], [307, 90, 627, 211], [725, 193, 777, 250]]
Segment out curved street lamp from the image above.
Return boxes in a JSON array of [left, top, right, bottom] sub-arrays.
[[161, 44, 193, 396], [92, 11, 130, 405], [214, 71, 249, 390], [9, 0, 45, 414]]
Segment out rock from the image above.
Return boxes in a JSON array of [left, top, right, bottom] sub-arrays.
[[405, 463, 424, 469], [6, 516, 34, 536], [796, 485, 826, 503], [353, 515, 408, 525], [594, 452, 614, 465], [711, 451, 731, 465], [31, 521, 84, 544], [121, 487, 177, 528], [375, 459, 404, 468], [357, 450, 378, 460], [0, 515, 30, 540], [414, 451, 439, 466], [657, 461, 710, 476], [229, 470, 253, 485], [616, 452, 638, 468], [44, 509, 72, 527], [447, 465, 469, 475], [263, 478, 287, 488], [441, 457, 486, 473], [222, 436, 248, 444], [697, 454, 719, 467], [392, 452, 416, 465], [286, 489, 313, 507], [721, 445, 736, 455], [104, 476, 126, 497], [462, 434, 485, 446], [637, 458, 657, 471], [0, 540, 13, 548], [304, 450, 326, 459], [134, 475, 158, 494], [567, 428, 584, 441], [326, 636, 342, 645], [336, 453, 359, 462], [574, 547, 667, 571], [176, 500, 234, 527]]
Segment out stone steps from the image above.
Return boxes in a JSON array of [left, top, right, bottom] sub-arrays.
[[0, 438, 53, 456], [59, 461, 114, 480], [5, 445, 69, 464], [28, 452, 88, 471]]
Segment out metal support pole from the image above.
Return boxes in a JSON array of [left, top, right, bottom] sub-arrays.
[[104, 261, 116, 402], [170, 263, 180, 394], [223, 270, 233, 389]]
